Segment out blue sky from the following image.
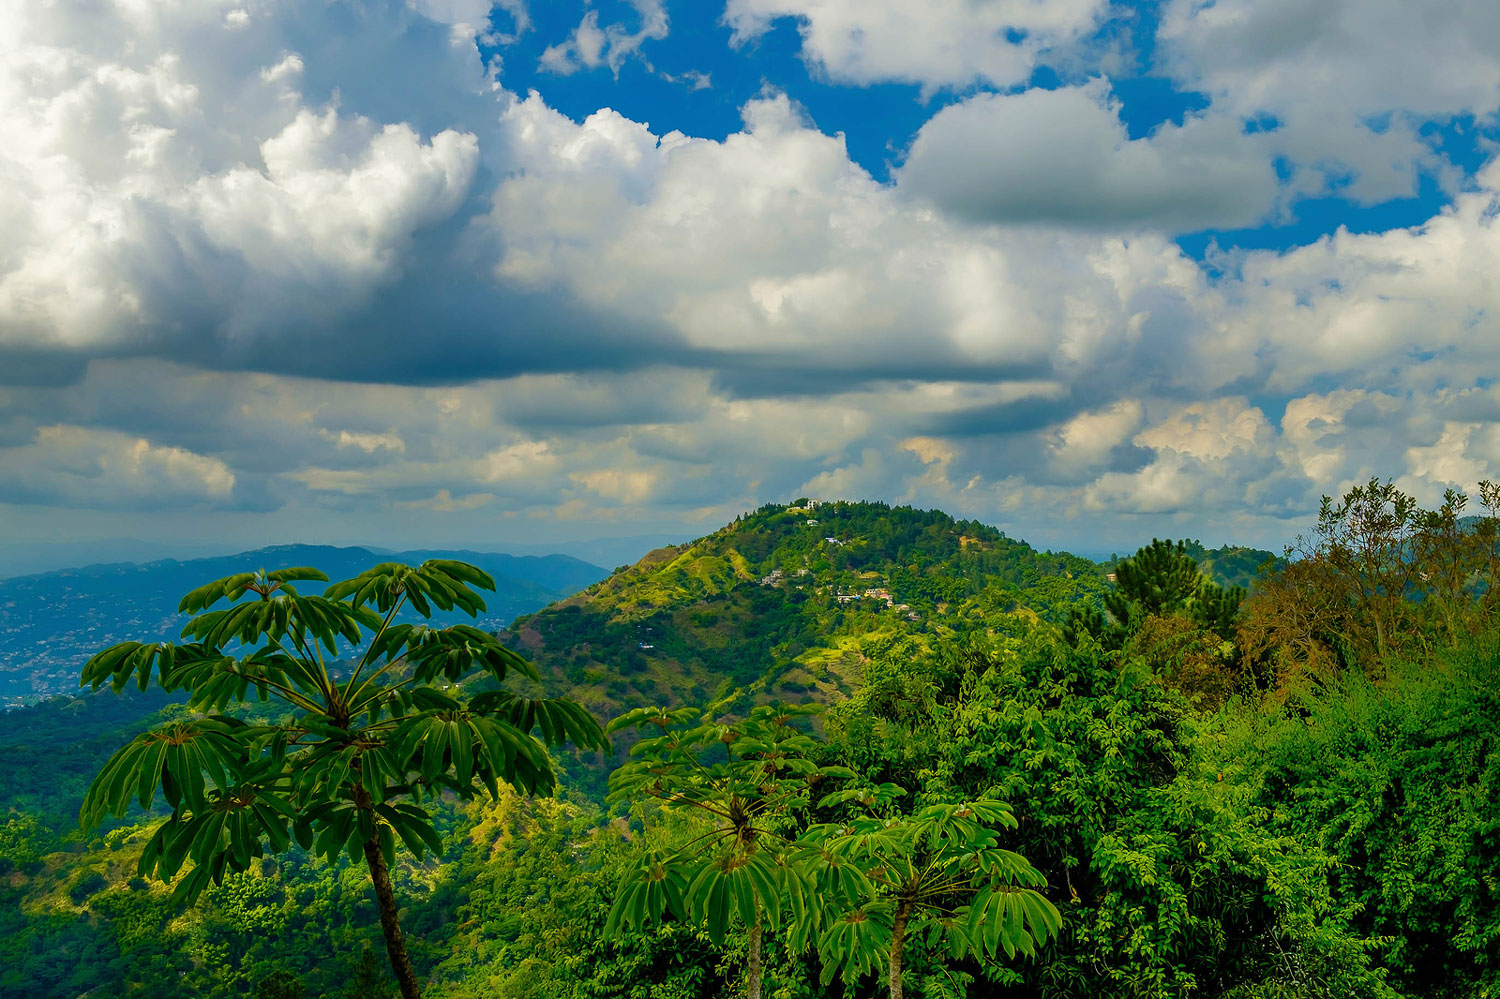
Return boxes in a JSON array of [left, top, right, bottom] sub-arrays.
[[3, 0, 1500, 569], [488, 0, 1495, 259]]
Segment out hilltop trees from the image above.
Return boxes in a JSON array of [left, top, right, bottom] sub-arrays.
[[1065, 538, 1245, 707], [78, 560, 607, 999], [1070, 540, 1245, 648], [1240, 478, 1500, 681], [1107, 539, 1205, 623], [511, 500, 1108, 713], [1109, 538, 1246, 640], [1063, 481, 1500, 698]]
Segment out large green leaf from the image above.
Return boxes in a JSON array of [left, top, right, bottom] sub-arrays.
[[817, 904, 892, 986], [964, 885, 1061, 960], [323, 560, 493, 617], [180, 593, 378, 654], [605, 852, 689, 936], [133, 778, 297, 905], [401, 625, 540, 684], [81, 717, 248, 826], [470, 690, 608, 751], [81, 641, 219, 694], [680, 849, 784, 940]]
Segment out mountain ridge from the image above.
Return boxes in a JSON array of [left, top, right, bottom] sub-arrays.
[[0, 544, 606, 705]]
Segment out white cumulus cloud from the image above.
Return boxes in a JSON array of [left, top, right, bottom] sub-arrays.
[[724, 0, 1108, 91], [4, 0, 1500, 556], [1158, 0, 1500, 203], [539, 0, 667, 76]]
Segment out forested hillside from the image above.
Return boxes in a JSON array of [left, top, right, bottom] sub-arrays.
[[2, 486, 1498, 999], [505, 500, 1107, 711]]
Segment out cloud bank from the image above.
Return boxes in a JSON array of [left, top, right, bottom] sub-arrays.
[[2, 0, 1499, 556]]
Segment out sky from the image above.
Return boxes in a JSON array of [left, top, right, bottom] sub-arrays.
[[3, 0, 1500, 569]]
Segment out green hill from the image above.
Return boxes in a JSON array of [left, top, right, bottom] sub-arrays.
[[7, 498, 1498, 999], [1189, 542, 1281, 590], [502, 499, 1107, 712]]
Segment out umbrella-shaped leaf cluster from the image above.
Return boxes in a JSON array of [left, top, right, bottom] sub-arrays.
[[77, 558, 606, 999]]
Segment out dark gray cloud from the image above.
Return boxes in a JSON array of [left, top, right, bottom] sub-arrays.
[[928, 394, 1089, 438], [709, 356, 1055, 401], [899, 86, 1278, 233]]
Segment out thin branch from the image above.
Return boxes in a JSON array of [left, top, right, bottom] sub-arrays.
[[284, 627, 333, 703], [638, 787, 735, 821], [345, 662, 413, 716], [219, 664, 324, 714], [260, 635, 330, 700], [348, 591, 409, 691]]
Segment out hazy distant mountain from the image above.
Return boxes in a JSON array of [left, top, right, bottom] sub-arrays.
[[0, 535, 694, 581], [0, 539, 235, 579], [0, 545, 605, 705], [485, 534, 695, 573]]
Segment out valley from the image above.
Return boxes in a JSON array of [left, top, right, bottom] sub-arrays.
[[0, 545, 605, 706], [0, 493, 1486, 999]]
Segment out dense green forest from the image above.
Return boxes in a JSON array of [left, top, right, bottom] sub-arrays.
[[2, 486, 1499, 998]]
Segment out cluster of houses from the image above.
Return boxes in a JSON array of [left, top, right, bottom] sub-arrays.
[[759, 567, 812, 586], [835, 587, 920, 621], [802, 519, 849, 547], [756, 567, 919, 621]]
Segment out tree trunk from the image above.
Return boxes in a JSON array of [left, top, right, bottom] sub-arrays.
[[890, 906, 908, 999], [747, 918, 763, 999], [361, 838, 422, 999]]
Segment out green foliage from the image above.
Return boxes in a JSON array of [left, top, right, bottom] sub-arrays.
[[1241, 478, 1500, 681], [1205, 637, 1500, 997], [1065, 538, 1248, 710], [800, 792, 1060, 993], [824, 624, 1392, 999], [255, 970, 307, 999], [1108, 539, 1205, 622], [75, 558, 606, 996], [1075, 538, 1245, 653], [0, 811, 48, 873], [344, 946, 395, 999], [6, 490, 1500, 999], [508, 500, 1108, 710], [605, 701, 842, 998]]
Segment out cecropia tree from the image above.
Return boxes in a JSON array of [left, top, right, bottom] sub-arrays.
[[80, 560, 607, 999]]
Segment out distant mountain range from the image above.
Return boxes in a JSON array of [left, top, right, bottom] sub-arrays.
[[0, 516, 1277, 711], [0, 545, 606, 706]]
